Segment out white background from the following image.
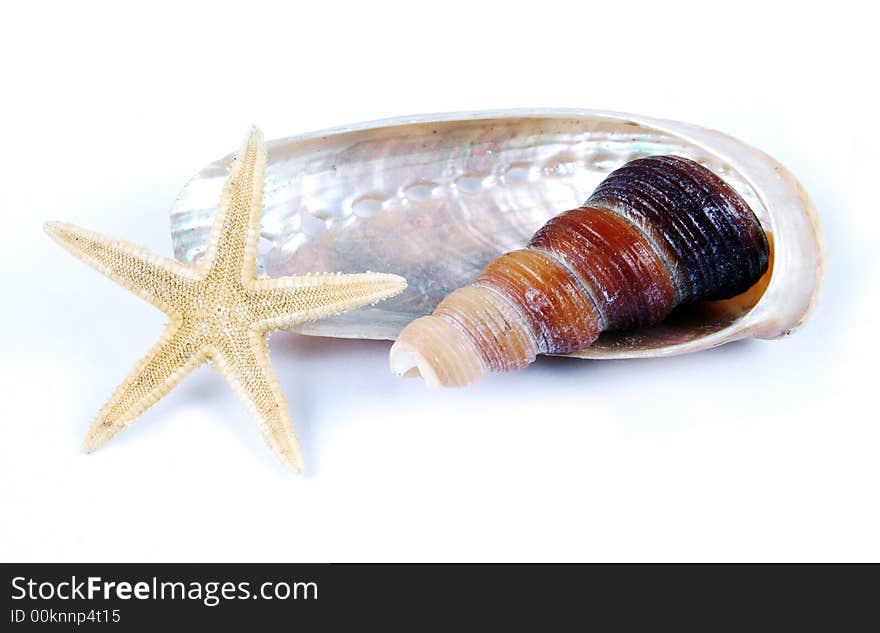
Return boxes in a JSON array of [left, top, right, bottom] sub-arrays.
[[1, 1, 877, 562]]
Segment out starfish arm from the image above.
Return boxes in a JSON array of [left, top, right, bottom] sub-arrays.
[[44, 222, 199, 315], [248, 272, 408, 330], [82, 322, 205, 452], [200, 127, 266, 283], [214, 330, 304, 472]]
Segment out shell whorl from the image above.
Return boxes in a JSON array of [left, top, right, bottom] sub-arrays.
[[390, 156, 771, 387], [588, 156, 770, 303]]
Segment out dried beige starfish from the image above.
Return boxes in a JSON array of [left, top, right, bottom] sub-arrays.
[[45, 128, 406, 472]]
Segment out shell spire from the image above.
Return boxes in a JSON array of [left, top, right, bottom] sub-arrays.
[[390, 156, 770, 387]]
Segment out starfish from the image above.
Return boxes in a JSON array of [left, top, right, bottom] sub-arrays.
[[45, 128, 406, 472]]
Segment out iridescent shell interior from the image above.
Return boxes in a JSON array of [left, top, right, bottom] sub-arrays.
[[170, 110, 823, 358]]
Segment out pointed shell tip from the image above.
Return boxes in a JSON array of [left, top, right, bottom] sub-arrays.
[[389, 339, 441, 388]]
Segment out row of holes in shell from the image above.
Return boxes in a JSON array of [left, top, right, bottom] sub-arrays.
[[294, 150, 647, 238], [276, 149, 725, 241]]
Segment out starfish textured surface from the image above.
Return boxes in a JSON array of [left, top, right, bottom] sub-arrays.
[[45, 128, 407, 472]]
